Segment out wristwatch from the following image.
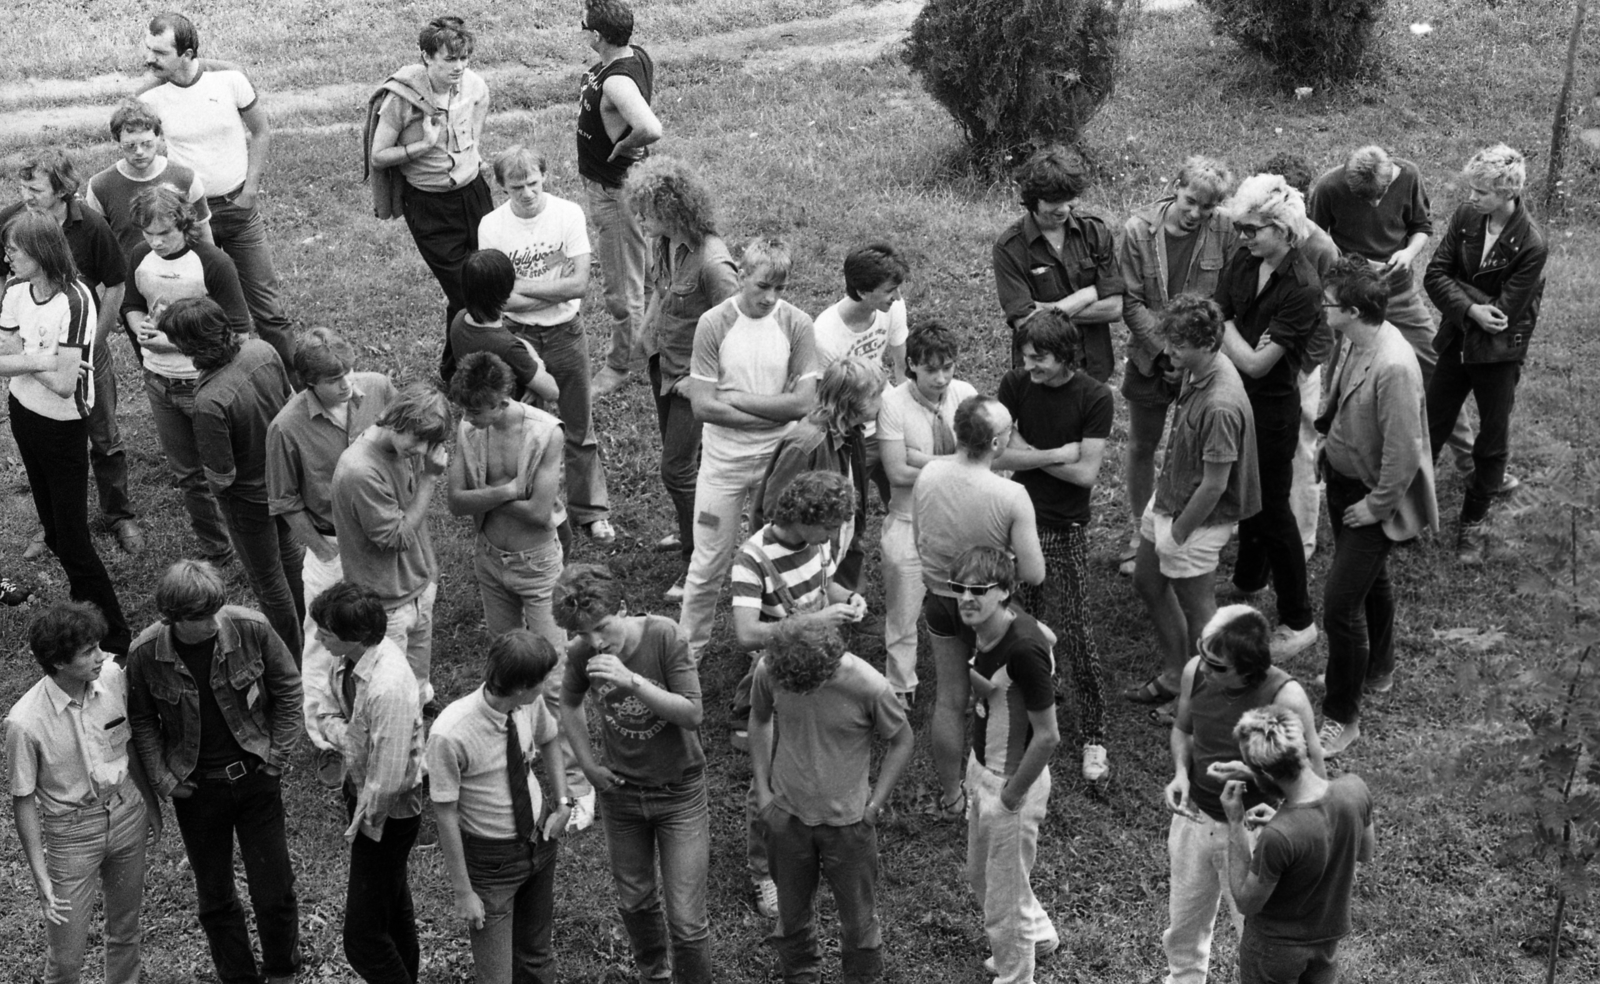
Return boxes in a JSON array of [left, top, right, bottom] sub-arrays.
[[556, 796, 576, 809]]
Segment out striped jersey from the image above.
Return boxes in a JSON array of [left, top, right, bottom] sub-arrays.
[[731, 524, 836, 622], [0, 276, 96, 420], [971, 610, 1056, 777]]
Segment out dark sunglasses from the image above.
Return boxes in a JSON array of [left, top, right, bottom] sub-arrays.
[[1233, 221, 1268, 237], [949, 580, 1001, 597]]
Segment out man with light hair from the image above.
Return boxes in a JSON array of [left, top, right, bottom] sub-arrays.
[[478, 143, 616, 544], [677, 237, 819, 659], [1223, 706, 1374, 984], [1310, 144, 1484, 487], [1116, 155, 1239, 576], [1212, 174, 1319, 660]]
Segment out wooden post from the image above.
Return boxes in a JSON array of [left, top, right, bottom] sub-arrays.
[[1545, 0, 1590, 211]]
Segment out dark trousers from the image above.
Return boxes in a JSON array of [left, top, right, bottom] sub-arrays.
[[87, 338, 136, 527], [1238, 926, 1339, 984], [402, 175, 494, 368], [172, 770, 300, 984], [1426, 339, 1521, 525], [1321, 466, 1395, 727], [217, 495, 306, 658], [462, 833, 559, 984], [1016, 523, 1107, 743], [1233, 396, 1313, 630], [9, 396, 132, 654], [208, 195, 297, 378], [344, 794, 420, 984], [650, 354, 702, 563], [762, 804, 883, 984]]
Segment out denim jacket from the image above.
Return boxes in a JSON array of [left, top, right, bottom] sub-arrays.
[[126, 606, 304, 796], [1118, 199, 1237, 375]]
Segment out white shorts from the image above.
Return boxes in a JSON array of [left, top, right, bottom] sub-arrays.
[[1140, 504, 1232, 579]]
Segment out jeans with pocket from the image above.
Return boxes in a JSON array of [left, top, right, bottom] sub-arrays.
[[649, 354, 701, 563], [208, 195, 296, 374], [217, 495, 305, 656], [762, 802, 883, 984], [584, 176, 648, 374], [509, 318, 611, 526], [343, 795, 421, 984], [38, 784, 147, 984], [966, 758, 1054, 984], [1237, 927, 1340, 984], [599, 775, 712, 983], [143, 371, 234, 560], [462, 834, 560, 984]]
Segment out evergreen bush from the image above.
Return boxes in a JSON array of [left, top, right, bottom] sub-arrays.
[[1196, 0, 1388, 84], [902, 0, 1133, 171]]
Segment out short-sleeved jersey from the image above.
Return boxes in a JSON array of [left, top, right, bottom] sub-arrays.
[[86, 158, 211, 260], [970, 611, 1056, 776], [478, 197, 591, 327], [0, 276, 96, 420], [688, 296, 817, 459], [731, 525, 837, 621], [141, 70, 258, 195], [812, 298, 908, 370], [997, 368, 1114, 527], [122, 240, 251, 378]]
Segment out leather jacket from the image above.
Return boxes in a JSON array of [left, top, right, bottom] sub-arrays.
[[1424, 200, 1547, 365]]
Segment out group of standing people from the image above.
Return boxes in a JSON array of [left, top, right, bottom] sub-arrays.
[[0, 3, 1553, 984]]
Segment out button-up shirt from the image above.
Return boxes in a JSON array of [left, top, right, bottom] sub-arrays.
[[194, 338, 293, 503], [318, 638, 425, 839], [1153, 352, 1261, 527], [992, 210, 1124, 329], [6, 663, 133, 815], [267, 372, 396, 531]]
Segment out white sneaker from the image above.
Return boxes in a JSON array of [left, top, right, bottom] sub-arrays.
[[1318, 718, 1361, 757], [1269, 623, 1318, 659], [566, 788, 597, 832], [754, 877, 779, 918], [1081, 744, 1109, 782], [584, 519, 617, 544], [983, 936, 1060, 974]]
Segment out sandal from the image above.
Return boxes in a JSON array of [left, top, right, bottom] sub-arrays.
[[1148, 700, 1177, 727], [1122, 675, 1179, 705], [938, 787, 967, 819]]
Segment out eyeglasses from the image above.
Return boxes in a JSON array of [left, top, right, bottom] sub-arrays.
[[2, 243, 21, 257], [1197, 640, 1234, 673], [1320, 301, 1344, 310], [948, 580, 1001, 597], [1232, 222, 1268, 238]]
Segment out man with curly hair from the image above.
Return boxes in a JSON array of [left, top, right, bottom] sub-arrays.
[[992, 144, 1124, 378], [750, 614, 912, 984], [163, 295, 303, 655], [556, 564, 710, 984]]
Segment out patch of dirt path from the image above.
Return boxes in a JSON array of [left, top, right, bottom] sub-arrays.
[[0, 1, 923, 143]]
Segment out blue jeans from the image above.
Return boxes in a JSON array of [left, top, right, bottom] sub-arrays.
[[172, 769, 300, 984], [584, 177, 647, 374], [761, 803, 883, 984], [1237, 927, 1339, 984], [38, 783, 147, 984], [462, 834, 559, 984], [599, 774, 712, 984], [143, 371, 235, 561], [509, 318, 610, 525], [217, 495, 305, 657], [207, 195, 296, 375], [649, 354, 701, 563], [87, 338, 136, 527], [1320, 465, 1395, 727]]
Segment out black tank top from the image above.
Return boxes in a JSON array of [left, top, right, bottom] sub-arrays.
[[577, 47, 654, 188]]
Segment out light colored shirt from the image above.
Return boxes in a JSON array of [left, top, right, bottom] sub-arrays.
[[0, 277, 96, 420], [319, 638, 425, 838], [6, 662, 133, 816], [689, 296, 817, 460], [912, 459, 1033, 596], [426, 685, 559, 840], [332, 429, 437, 607], [141, 69, 257, 195], [478, 197, 591, 327], [266, 372, 396, 528], [380, 69, 488, 191], [876, 378, 977, 516]]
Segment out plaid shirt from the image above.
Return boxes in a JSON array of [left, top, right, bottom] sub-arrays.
[[326, 637, 425, 839]]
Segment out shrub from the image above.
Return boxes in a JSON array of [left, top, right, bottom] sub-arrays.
[[903, 0, 1133, 172], [1196, 0, 1387, 85]]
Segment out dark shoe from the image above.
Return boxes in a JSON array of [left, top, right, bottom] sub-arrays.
[[21, 529, 47, 560], [1364, 672, 1394, 694], [422, 697, 445, 720], [0, 575, 32, 606], [114, 521, 145, 556], [1122, 675, 1179, 705], [1456, 523, 1485, 566]]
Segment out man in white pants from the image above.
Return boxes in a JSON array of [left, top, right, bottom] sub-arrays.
[[266, 328, 395, 745]]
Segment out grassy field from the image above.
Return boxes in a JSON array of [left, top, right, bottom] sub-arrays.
[[2, 0, 1599, 981]]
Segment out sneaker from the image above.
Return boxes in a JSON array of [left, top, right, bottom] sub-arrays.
[[655, 531, 682, 553], [1456, 523, 1485, 566], [730, 728, 750, 753], [566, 788, 596, 833], [1082, 744, 1109, 782], [590, 365, 628, 397], [1364, 672, 1394, 694], [114, 521, 145, 556], [1318, 718, 1361, 757], [584, 518, 617, 544], [22, 529, 47, 560], [1118, 555, 1137, 577], [753, 877, 779, 918], [1268, 623, 1318, 660], [0, 575, 32, 606], [663, 575, 686, 602]]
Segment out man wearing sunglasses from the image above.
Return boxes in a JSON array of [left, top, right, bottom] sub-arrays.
[[1160, 604, 1322, 984]]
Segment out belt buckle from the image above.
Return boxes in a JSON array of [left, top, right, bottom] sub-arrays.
[[224, 761, 249, 781]]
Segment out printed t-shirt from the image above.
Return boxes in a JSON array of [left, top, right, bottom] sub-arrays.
[[122, 240, 251, 379], [876, 378, 977, 516], [813, 297, 908, 438], [478, 197, 591, 327], [140, 70, 257, 195], [0, 277, 96, 420], [561, 615, 706, 785], [688, 296, 817, 460], [427, 684, 559, 840], [997, 368, 1114, 527], [971, 611, 1056, 777], [752, 652, 907, 825], [1248, 773, 1374, 945]]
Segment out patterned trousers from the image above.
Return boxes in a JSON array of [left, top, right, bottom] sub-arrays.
[[1016, 523, 1107, 744]]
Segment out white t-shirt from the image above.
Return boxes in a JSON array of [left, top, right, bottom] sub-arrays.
[[689, 296, 817, 460], [141, 69, 257, 195], [477, 197, 591, 327], [813, 298, 908, 369], [0, 278, 96, 421], [876, 378, 978, 515]]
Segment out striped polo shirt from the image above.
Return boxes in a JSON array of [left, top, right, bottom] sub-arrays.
[[731, 524, 836, 621], [0, 276, 96, 420], [971, 610, 1056, 777]]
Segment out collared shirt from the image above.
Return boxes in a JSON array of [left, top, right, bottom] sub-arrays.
[[267, 371, 396, 529], [6, 663, 133, 816], [1152, 353, 1261, 526], [194, 338, 293, 503], [0, 198, 125, 291], [992, 210, 1124, 329], [426, 685, 559, 840], [1118, 199, 1238, 373], [322, 638, 425, 838], [1214, 245, 1321, 403], [379, 68, 488, 191], [332, 429, 437, 607]]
